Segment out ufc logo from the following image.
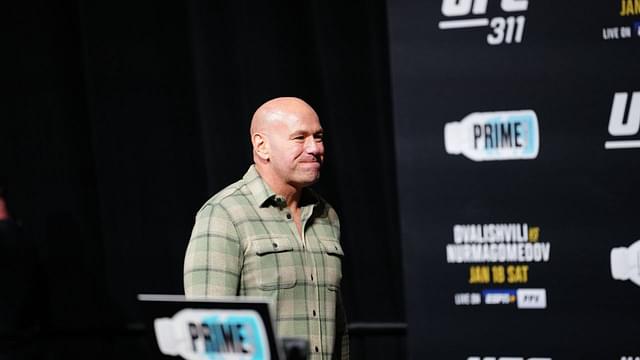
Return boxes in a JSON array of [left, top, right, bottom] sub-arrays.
[[442, 0, 529, 17], [609, 92, 640, 136]]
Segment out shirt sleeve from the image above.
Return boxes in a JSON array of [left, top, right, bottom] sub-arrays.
[[334, 288, 349, 360], [183, 203, 241, 298], [329, 206, 348, 359]]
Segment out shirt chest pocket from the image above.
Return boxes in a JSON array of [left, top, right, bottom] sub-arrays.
[[250, 237, 298, 290], [320, 238, 344, 291]]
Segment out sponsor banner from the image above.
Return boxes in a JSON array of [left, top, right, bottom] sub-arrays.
[[389, 0, 640, 356]]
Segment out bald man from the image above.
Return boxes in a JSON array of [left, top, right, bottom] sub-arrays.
[[184, 97, 348, 359]]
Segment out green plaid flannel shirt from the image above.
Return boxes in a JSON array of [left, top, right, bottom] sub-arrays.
[[184, 165, 348, 359]]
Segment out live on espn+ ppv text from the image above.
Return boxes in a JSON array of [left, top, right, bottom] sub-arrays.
[[388, 0, 640, 358]]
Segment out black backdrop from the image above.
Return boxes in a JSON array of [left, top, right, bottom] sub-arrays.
[[4, 1, 405, 359]]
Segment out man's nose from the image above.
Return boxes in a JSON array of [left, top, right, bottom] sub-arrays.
[[304, 137, 323, 154]]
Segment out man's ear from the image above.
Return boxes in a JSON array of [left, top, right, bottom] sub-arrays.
[[252, 133, 269, 161]]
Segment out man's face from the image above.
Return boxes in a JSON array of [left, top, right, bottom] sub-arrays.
[[265, 108, 324, 189]]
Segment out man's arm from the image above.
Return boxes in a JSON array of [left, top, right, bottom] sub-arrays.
[[183, 204, 241, 297], [334, 288, 349, 360], [329, 206, 348, 359]]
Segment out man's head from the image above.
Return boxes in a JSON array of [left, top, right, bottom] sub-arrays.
[[250, 97, 324, 192]]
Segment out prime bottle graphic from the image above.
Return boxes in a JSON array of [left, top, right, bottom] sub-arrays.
[[153, 308, 269, 360], [444, 110, 540, 161], [611, 239, 640, 286]]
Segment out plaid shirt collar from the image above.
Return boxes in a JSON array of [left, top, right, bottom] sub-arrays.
[[243, 165, 319, 209]]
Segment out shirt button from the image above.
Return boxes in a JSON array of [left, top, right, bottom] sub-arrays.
[[312, 310, 316, 316], [272, 242, 278, 248], [315, 346, 319, 352], [286, 213, 291, 219], [311, 274, 314, 281]]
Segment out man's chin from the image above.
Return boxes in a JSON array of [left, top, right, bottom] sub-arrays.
[[294, 172, 321, 188]]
